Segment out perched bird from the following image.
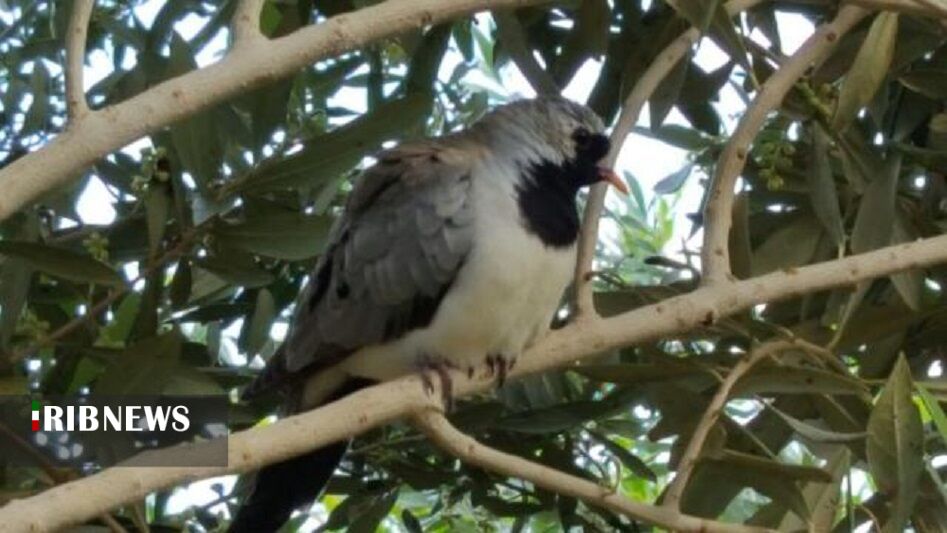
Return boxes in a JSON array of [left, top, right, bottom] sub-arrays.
[[229, 96, 626, 532]]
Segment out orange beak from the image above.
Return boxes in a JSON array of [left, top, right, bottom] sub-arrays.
[[598, 166, 629, 195]]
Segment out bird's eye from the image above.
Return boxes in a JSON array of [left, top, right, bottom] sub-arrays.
[[573, 128, 592, 147]]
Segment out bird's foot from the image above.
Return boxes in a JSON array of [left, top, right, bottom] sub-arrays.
[[484, 353, 516, 388], [416, 354, 457, 411]]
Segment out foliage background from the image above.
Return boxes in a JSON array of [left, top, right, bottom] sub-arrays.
[[1, 0, 947, 531]]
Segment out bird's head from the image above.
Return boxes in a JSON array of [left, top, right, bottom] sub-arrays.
[[474, 96, 627, 194]]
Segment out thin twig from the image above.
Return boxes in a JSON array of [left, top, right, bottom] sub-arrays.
[[661, 340, 795, 511], [412, 410, 772, 533], [65, 0, 95, 121], [8, 230, 199, 363], [572, 0, 767, 317], [700, 5, 868, 285]]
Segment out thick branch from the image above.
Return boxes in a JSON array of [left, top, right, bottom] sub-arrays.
[[573, 0, 765, 316], [231, 0, 266, 46], [3, 232, 946, 531], [661, 340, 797, 510], [65, 0, 95, 121], [413, 410, 771, 533], [0, 0, 549, 223], [700, 5, 868, 284]]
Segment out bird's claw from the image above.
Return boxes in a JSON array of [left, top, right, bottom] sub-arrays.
[[485, 354, 515, 388], [416, 354, 456, 412]]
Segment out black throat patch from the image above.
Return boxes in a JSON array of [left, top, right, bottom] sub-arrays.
[[515, 159, 584, 248]]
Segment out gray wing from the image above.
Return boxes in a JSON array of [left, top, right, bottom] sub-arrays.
[[244, 141, 476, 397]]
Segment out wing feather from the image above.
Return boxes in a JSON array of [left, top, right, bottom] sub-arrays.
[[247, 140, 477, 392]]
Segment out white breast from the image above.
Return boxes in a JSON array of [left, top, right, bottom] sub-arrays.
[[341, 157, 576, 382]]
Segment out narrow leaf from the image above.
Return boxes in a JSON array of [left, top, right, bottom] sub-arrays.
[[851, 152, 900, 254], [917, 384, 947, 447], [808, 125, 845, 246], [867, 355, 924, 532], [0, 241, 123, 287], [833, 12, 899, 131]]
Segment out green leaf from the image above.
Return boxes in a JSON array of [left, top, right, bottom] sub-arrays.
[[243, 289, 275, 355], [851, 152, 900, 254], [95, 331, 183, 395], [494, 12, 558, 95], [649, 54, 690, 130], [401, 509, 424, 533], [164, 366, 226, 395], [808, 125, 844, 246], [632, 125, 714, 151], [227, 93, 431, 195], [576, 363, 705, 385], [729, 193, 752, 279], [867, 355, 924, 532], [899, 69, 947, 99], [833, 12, 899, 131], [692, 454, 811, 522], [0, 215, 37, 348], [917, 384, 947, 448], [767, 403, 866, 443], [889, 212, 924, 310], [733, 365, 867, 397], [710, 449, 834, 483], [654, 162, 693, 195], [663, 0, 751, 74], [22, 62, 49, 135], [169, 259, 192, 309], [751, 216, 822, 276], [588, 429, 656, 482], [212, 212, 332, 261], [145, 185, 171, 255], [197, 252, 274, 288], [99, 293, 141, 345], [349, 489, 400, 533], [552, 0, 610, 87], [0, 241, 123, 287], [167, 34, 223, 192], [779, 447, 850, 532]]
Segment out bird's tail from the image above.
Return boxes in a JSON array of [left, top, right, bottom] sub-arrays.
[[227, 379, 370, 532]]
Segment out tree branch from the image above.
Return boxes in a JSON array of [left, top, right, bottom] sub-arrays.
[[412, 410, 771, 533], [3, 231, 947, 531], [0, 0, 550, 223], [572, 0, 766, 317], [700, 5, 868, 284], [231, 0, 266, 46], [65, 0, 95, 121], [661, 340, 801, 511]]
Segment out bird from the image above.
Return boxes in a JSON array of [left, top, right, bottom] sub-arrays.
[[228, 95, 626, 532]]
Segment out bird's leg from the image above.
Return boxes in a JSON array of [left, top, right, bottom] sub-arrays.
[[415, 353, 457, 411], [484, 353, 516, 388]]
